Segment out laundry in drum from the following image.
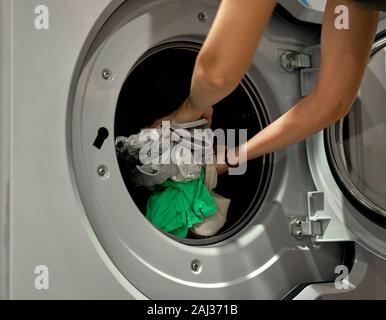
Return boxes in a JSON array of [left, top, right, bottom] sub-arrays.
[[146, 164, 230, 238], [146, 169, 218, 238], [191, 164, 230, 237], [115, 119, 214, 188], [115, 119, 231, 238]]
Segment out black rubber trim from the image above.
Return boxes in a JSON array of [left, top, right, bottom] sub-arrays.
[[375, 30, 386, 48], [282, 242, 356, 300], [353, 0, 386, 11]]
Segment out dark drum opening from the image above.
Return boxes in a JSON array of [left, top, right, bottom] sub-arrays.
[[115, 41, 273, 245]]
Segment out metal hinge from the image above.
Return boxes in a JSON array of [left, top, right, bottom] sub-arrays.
[[280, 46, 321, 97], [290, 191, 331, 240], [290, 218, 323, 240], [281, 50, 311, 73]]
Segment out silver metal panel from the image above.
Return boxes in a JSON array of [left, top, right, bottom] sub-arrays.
[[278, 0, 326, 24], [8, 0, 144, 299], [0, 0, 12, 300]]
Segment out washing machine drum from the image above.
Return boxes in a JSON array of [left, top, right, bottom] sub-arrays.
[[115, 42, 272, 245]]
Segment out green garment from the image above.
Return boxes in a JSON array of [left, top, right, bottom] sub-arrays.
[[146, 171, 218, 238]]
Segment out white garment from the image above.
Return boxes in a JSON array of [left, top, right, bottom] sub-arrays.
[[190, 164, 231, 237], [115, 120, 212, 187]]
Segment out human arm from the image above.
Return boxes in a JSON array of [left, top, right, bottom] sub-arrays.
[[153, 0, 278, 125], [228, 0, 379, 166]]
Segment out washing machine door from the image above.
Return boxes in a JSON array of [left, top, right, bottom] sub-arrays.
[[306, 33, 386, 259]]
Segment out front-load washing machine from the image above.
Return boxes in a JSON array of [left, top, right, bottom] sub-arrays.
[[0, 0, 385, 299]]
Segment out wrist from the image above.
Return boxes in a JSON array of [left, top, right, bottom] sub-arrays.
[[226, 144, 248, 167], [225, 147, 241, 168], [172, 98, 202, 123], [181, 98, 201, 118], [186, 96, 211, 115]]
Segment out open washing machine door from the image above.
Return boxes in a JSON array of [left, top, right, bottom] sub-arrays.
[[277, 0, 386, 299], [291, 31, 386, 299], [304, 34, 386, 258]]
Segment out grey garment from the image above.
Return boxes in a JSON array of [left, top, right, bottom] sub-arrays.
[[115, 128, 163, 161], [130, 149, 202, 188], [190, 164, 231, 237], [171, 118, 209, 130], [130, 163, 179, 188], [116, 119, 214, 187]]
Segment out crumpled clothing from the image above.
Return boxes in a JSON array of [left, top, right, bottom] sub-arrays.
[[146, 170, 217, 238], [190, 164, 231, 237], [116, 119, 214, 187]]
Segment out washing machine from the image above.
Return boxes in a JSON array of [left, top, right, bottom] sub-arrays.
[[0, 0, 385, 300]]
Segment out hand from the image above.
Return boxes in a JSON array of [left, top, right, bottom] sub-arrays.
[[214, 145, 243, 176], [151, 98, 213, 128], [215, 163, 229, 176], [214, 145, 229, 176]]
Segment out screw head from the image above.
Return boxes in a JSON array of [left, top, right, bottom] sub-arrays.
[[102, 69, 112, 80], [191, 260, 202, 274], [296, 230, 303, 237], [197, 12, 208, 23], [97, 165, 108, 178]]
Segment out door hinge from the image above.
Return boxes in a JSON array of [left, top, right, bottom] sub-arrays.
[[290, 218, 323, 240], [281, 50, 311, 73], [290, 191, 331, 240], [280, 46, 321, 97]]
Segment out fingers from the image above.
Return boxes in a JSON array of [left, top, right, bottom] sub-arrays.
[[215, 163, 229, 176], [150, 98, 214, 128], [150, 113, 174, 128]]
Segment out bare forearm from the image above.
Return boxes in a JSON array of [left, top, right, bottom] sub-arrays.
[[240, 0, 379, 162], [189, 0, 277, 112], [244, 92, 341, 160]]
